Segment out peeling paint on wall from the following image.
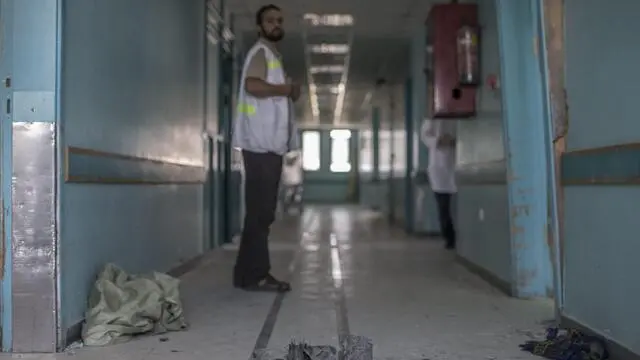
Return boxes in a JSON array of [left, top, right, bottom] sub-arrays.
[[543, 0, 568, 140], [510, 204, 530, 218], [497, 0, 554, 298], [517, 268, 538, 290]]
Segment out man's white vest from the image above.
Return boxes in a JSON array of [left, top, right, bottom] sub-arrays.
[[231, 41, 300, 155]]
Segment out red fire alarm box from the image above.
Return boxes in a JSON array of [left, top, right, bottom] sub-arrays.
[[425, 3, 479, 119]]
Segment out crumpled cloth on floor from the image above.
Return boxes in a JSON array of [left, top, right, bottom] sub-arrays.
[[82, 263, 188, 346]]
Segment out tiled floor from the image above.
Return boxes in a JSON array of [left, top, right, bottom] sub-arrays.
[[8, 206, 553, 360]]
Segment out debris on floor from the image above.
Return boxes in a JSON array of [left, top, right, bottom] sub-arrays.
[[519, 327, 609, 360], [284, 342, 338, 360], [339, 335, 373, 360], [82, 263, 189, 346], [254, 335, 373, 360], [63, 340, 84, 355]]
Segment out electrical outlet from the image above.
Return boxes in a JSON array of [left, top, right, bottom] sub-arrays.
[[478, 208, 485, 221]]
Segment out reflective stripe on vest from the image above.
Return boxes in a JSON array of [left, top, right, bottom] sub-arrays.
[[237, 103, 256, 115], [237, 59, 280, 116], [267, 60, 281, 69]]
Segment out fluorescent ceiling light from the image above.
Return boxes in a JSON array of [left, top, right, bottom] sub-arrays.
[[310, 65, 345, 74], [330, 84, 345, 94], [334, 91, 345, 121], [333, 82, 347, 123], [330, 129, 352, 139], [309, 44, 350, 55], [315, 84, 344, 94], [303, 13, 354, 27], [308, 84, 320, 117]]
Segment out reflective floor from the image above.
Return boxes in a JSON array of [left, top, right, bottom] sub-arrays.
[[11, 206, 553, 360]]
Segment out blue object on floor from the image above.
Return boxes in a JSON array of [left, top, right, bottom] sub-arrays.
[[519, 327, 609, 360]]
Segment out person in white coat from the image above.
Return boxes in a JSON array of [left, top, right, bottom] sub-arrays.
[[421, 119, 457, 249]]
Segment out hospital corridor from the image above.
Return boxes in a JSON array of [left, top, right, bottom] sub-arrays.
[[1, 0, 639, 359]]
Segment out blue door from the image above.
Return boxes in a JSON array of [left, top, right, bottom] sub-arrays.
[[216, 20, 245, 245], [217, 44, 233, 244]]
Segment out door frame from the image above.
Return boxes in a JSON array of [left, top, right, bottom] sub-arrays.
[[0, 0, 12, 349], [216, 50, 229, 244], [404, 77, 414, 233], [217, 26, 234, 245], [387, 115, 396, 223], [536, 0, 566, 321], [349, 130, 360, 202], [204, 0, 220, 250]]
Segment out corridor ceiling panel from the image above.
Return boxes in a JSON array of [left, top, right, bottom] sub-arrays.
[[308, 53, 347, 65], [231, 0, 441, 124]]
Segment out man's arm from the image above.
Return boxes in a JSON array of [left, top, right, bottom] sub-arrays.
[[244, 49, 292, 98], [421, 120, 456, 149]]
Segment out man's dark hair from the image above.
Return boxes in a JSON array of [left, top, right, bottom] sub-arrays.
[[256, 4, 281, 25]]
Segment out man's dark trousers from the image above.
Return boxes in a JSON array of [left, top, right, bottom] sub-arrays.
[[434, 192, 456, 248], [233, 150, 283, 287]]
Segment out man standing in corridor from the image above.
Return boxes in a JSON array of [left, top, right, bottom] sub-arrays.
[[421, 119, 457, 250], [231, 4, 300, 292]]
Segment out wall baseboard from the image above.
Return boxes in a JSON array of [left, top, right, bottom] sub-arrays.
[[456, 254, 512, 297], [561, 315, 640, 360], [62, 253, 208, 350]]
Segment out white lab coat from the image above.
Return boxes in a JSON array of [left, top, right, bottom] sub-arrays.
[[420, 119, 457, 194]]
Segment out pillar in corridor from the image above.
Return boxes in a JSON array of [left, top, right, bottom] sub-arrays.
[[1, 0, 60, 352], [371, 107, 381, 182]]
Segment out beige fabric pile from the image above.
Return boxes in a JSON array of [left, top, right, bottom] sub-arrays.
[[82, 263, 188, 346]]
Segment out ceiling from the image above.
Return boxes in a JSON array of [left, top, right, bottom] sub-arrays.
[[229, 0, 442, 125]]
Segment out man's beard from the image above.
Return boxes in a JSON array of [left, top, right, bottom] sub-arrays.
[[261, 27, 284, 42]]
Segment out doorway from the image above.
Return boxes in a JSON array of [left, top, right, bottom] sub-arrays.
[[205, 0, 240, 248], [301, 128, 359, 203], [216, 36, 237, 245]]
